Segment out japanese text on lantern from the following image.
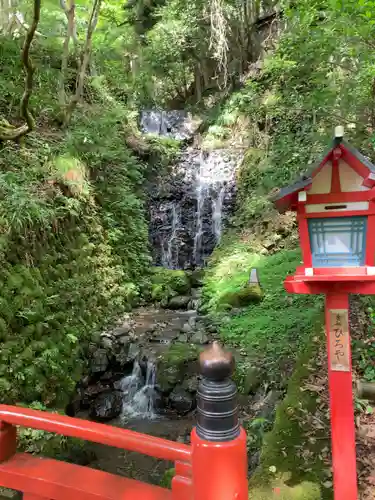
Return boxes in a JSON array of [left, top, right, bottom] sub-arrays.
[[329, 309, 350, 372]]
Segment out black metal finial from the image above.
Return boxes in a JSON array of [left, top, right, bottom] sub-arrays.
[[196, 342, 240, 442]]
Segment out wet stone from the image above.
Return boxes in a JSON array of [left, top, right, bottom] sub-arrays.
[[191, 331, 209, 345], [177, 333, 189, 343], [90, 349, 109, 374], [89, 390, 123, 422], [168, 386, 195, 415]]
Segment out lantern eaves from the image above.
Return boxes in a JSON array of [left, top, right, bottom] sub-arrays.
[[271, 136, 375, 213]]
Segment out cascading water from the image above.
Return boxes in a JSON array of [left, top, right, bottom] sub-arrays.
[[144, 110, 243, 269], [161, 202, 181, 269], [120, 360, 158, 419]]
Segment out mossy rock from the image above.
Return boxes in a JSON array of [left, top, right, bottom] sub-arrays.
[[218, 284, 263, 309], [152, 267, 191, 296], [151, 283, 169, 302], [188, 268, 205, 287], [167, 295, 191, 310], [156, 344, 199, 393]]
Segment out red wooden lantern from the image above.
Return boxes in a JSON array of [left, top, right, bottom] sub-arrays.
[[272, 126, 375, 500]]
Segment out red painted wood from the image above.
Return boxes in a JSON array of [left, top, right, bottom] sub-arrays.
[[363, 174, 375, 188], [23, 495, 50, 500], [0, 453, 172, 500], [285, 278, 375, 295], [341, 146, 370, 178], [310, 151, 332, 179], [331, 157, 341, 193], [297, 206, 312, 267], [0, 423, 16, 462], [171, 461, 192, 500], [365, 208, 375, 266], [295, 274, 375, 282], [190, 428, 248, 500], [306, 191, 375, 204], [305, 208, 375, 218], [171, 476, 191, 500], [0, 406, 190, 463], [325, 293, 358, 500], [303, 267, 368, 276]]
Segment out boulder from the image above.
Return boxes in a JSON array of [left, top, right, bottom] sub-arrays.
[[168, 386, 195, 415], [177, 333, 189, 343], [156, 343, 199, 393], [100, 335, 113, 351], [89, 391, 123, 421], [168, 295, 191, 310], [189, 269, 205, 287], [181, 322, 192, 333], [191, 331, 209, 345], [182, 375, 199, 393], [218, 284, 264, 309], [156, 364, 182, 393], [90, 349, 109, 374], [112, 321, 132, 337]]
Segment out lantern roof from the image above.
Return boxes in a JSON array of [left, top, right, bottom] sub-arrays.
[[272, 128, 375, 213]]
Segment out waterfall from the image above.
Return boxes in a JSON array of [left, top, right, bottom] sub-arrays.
[[212, 183, 226, 242], [145, 110, 242, 270], [120, 360, 158, 419], [161, 202, 181, 269]]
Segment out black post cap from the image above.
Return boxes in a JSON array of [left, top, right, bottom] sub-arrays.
[[199, 341, 235, 381], [196, 342, 240, 442]]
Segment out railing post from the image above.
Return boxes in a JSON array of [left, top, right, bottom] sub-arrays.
[[0, 422, 16, 462], [191, 342, 248, 500]]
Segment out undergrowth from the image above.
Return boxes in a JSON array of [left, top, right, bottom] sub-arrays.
[[203, 239, 323, 380], [0, 37, 155, 407]]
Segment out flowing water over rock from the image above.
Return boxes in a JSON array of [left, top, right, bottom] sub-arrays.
[[145, 110, 243, 269], [119, 360, 158, 420]]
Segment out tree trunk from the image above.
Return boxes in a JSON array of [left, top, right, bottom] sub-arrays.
[[0, 0, 41, 141], [59, 0, 76, 108], [62, 0, 102, 128]]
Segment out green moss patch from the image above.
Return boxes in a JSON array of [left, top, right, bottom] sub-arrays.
[[203, 240, 323, 377], [150, 267, 192, 304], [250, 327, 331, 499]]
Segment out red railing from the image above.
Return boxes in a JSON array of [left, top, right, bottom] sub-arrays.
[[0, 343, 249, 500], [0, 404, 192, 500]]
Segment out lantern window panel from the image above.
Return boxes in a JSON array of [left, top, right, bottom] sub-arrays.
[[308, 216, 367, 268]]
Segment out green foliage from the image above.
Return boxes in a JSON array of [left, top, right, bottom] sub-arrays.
[[0, 36, 153, 407], [160, 468, 175, 488], [150, 267, 191, 302], [200, 0, 375, 226], [250, 331, 327, 499], [203, 241, 322, 375], [352, 301, 375, 382], [217, 283, 263, 309], [250, 478, 321, 500]]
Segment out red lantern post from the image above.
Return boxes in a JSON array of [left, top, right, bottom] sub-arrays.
[[272, 126, 375, 500]]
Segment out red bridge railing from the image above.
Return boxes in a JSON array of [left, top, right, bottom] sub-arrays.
[[0, 342, 248, 500]]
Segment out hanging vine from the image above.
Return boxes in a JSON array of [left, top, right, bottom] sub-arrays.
[[208, 0, 230, 87]]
